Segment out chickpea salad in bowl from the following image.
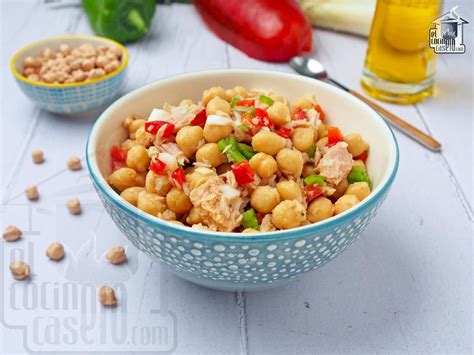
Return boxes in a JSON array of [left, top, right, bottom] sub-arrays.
[[106, 86, 373, 234]]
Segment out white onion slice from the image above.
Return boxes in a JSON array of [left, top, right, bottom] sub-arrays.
[[220, 184, 240, 199], [158, 152, 178, 171], [148, 108, 171, 122], [205, 115, 233, 126], [195, 167, 214, 175]]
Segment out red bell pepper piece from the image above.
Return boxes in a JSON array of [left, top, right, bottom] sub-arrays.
[[292, 107, 307, 121], [236, 99, 255, 107], [304, 185, 323, 203], [254, 108, 272, 128], [149, 158, 167, 175], [354, 151, 368, 162], [275, 127, 291, 138], [232, 161, 255, 185], [315, 104, 325, 121], [145, 121, 175, 137], [193, 0, 313, 62], [190, 109, 207, 127], [171, 168, 186, 186], [110, 145, 127, 162], [327, 127, 343, 147]]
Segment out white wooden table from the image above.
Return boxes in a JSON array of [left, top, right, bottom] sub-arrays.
[[1, 1, 472, 354]]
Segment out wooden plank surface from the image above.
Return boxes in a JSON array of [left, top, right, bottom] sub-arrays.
[[1, 1, 472, 354]]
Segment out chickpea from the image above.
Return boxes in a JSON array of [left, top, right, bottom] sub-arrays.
[[81, 58, 95, 71], [269, 94, 287, 104], [176, 126, 204, 158], [225, 89, 237, 101], [106, 246, 126, 264], [353, 160, 366, 169], [186, 169, 216, 190], [25, 185, 39, 200], [111, 46, 122, 58], [206, 96, 231, 115], [134, 126, 152, 147], [121, 139, 139, 151], [318, 123, 328, 138], [96, 55, 108, 68], [196, 143, 227, 167], [66, 198, 81, 215], [295, 96, 313, 109], [88, 68, 106, 80], [128, 119, 145, 139], [135, 172, 146, 187], [24, 67, 36, 76], [307, 197, 334, 223], [203, 124, 233, 143], [104, 60, 120, 74], [125, 145, 150, 173], [233, 86, 247, 97], [267, 101, 290, 125], [43, 48, 55, 59], [27, 74, 40, 81], [316, 137, 329, 155], [276, 180, 303, 201], [59, 43, 71, 54], [334, 195, 360, 215], [107, 168, 138, 192], [145, 171, 173, 196], [98, 285, 117, 306], [166, 188, 192, 214], [46, 242, 65, 261], [9, 261, 30, 280], [249, 153, 277, 179], [67, 156, 82, 170], [344, 133, 369, 157], [272, 200, 306, 230], [291, 127, 315, 152], [120, 187, 145, 206], [251, 131, 286, 156], [250, 186, 280, 213], [3, 225, 22, 242], [186, 207, 202, 225], [137, 191, 167, 216], [31, 149, 44, 164], [202, 86, 226, 105], [158, 209, 177, 221], [24, 56, 36, 67], [72, 69, 87, 82], [331, 178, 349, 200], [70, 59, 82, 70], [242, 228, 259, 234], [345, 182, 371, 201], [276, 149, 304, 178]]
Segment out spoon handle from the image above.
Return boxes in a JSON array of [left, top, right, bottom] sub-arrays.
[[325, 78, 442, 151]]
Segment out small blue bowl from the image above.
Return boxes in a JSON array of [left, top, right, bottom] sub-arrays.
[[10, 35, 128, 114], [87, 70, 399, 291]]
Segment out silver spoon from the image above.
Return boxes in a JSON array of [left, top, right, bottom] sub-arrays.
[[290, 56, 441, 151]]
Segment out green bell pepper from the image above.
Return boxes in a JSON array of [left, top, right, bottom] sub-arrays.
[[242, 208, 260, 230], [82, 0, 156, 43], [347, 166, 373, 189]]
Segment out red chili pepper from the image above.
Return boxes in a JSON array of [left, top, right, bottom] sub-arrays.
[[149, 158, 167, 175], [354, 151, 368, 162], [292, 107, 307, 120], [315, 104, 325, 121], [110, 145, 127, 162], [193, 0, 312, 62], [327, 127, 343, 147], [171, 168, 186, 186], [254, 108, 272, 128], [304, 185, 323, 203], [190, 109, 207, 127], [275, 127, 291, 138], [145, 121, 175, 137], [236, 99, 255, 107], [231, 161, 255, 185]]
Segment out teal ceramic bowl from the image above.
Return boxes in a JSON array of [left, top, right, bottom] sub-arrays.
[[86, 70, 399, 291], [10, 35, 128, 114]]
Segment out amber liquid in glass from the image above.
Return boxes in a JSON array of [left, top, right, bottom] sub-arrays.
[[361, 0, 441, 104]]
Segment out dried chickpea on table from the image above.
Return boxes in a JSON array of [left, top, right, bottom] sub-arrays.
[[106, 86, 373, 233], [22, 43, 122, 84]]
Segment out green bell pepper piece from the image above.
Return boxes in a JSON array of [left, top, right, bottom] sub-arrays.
[[242, 208, 259, 230], [258, 95, 274, 106], [237, 143, 256, 160], [347, 166, 373, 189], [82, 0, 156, 43], [304, 174, 325, 186], [217, 137, 246, 163], [307, 144, 316, 158]]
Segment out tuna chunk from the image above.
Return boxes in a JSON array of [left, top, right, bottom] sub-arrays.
[[189, 176, 243, 232], [316, 142, 353, 185]]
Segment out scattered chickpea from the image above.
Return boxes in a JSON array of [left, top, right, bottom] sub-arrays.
[[46, 242, 65, 261], [9, 261, 30, 280], [67, 156, 82, 170], [66, 198, 81, 215], [25, 185, 39, 200], [106, 246, 126, 264], [3, 225, 22, 242], [334, 194, 360, 215], [31, 149, 44, 164], [98, 285, 117, 306]]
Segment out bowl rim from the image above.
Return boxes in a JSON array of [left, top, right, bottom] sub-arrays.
[[86, 69, 399, 242], [10, 34, 129, 89]]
